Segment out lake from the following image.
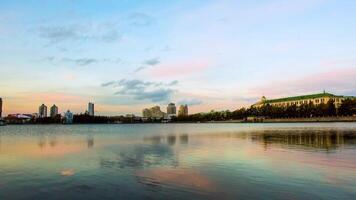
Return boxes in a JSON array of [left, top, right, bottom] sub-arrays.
[[1, 123, 356, 200]]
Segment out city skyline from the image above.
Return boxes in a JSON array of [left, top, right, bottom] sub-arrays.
[[1, 0, 356, 116]]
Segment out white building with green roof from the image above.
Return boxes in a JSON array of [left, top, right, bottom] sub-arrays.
[[252, 91, 354, 108]]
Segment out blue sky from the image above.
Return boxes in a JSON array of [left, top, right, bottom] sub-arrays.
[[1, 0, 356, 115]]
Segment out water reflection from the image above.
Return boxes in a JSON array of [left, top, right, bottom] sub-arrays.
[[87, 135, 94, 148], [249, 130, 356, 150], [1, 124, 356, 199], [100, 145, 178, 169], [144, 134, 189, 146]]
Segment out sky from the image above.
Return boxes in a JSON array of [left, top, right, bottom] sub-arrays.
[[1, 0, 356, 116]]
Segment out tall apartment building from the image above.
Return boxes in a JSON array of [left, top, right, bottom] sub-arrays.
[[39, 104, 47, 118], [167, 103, 177, 118], [50, 104, 58, 118], [88, 102, 94, 116]]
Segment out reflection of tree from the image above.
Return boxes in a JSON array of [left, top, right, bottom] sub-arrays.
[[250, 130, 356, 150]]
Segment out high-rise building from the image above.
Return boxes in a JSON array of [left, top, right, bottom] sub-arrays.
[[0, 98, 2, 118], [50, 104, 58, 118], [39, 104, 47, 118], [167, 103, 176, 118], [178, 105, 188, 117], [167, 103, 176, 115], [64, 110, 74, 124], [88, 102, 94, 116]]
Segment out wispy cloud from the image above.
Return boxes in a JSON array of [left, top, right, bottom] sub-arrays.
[[128, 12, 154, 26], [38, 22, 121, 45], [42, 57, 121, 66], [148, 60, 210, 78], [143, 57, 160, 66], [134, 57, 161, 73], [102, 79, 178, 103]]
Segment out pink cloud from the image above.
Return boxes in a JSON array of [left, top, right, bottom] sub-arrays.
[[147, 60, 210, 78]]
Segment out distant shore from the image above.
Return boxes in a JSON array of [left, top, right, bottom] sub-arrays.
[[203, 116, 356, 123], [2, 116, 356, 125]]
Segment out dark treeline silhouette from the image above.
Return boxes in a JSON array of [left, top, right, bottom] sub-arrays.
[[175, 99, 356, 122]]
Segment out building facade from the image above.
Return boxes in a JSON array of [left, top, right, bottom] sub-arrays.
[[142, 106, 167, 119], [178, 105, 189, 117], [252, 92, 353, 109], [50, 104, 58, 118], [39, 104, 47, 118], [88, 102, 94, 116], [167, 103, 177, 118]]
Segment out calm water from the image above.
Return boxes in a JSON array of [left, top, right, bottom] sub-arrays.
[[1, 123, 356, 200]]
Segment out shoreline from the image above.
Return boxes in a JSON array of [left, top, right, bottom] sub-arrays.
[[2, 117, 356, 125]]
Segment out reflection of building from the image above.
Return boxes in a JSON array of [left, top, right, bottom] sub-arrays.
[[178, 105, 188, 117], [64, 110, 74, 124], [167, 103, 177, 118], [142, 106, 167, 119], [88, 102, 94, 116], [39, 104, 47, 118], [50, 104, 58, 118], [252, 91, 354, 108]]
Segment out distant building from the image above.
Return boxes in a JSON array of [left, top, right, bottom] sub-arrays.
[[0, 98, 2, 118], [64, 110, 74, 124], [39, 104, 47, 118], [167, 103, 177, 118], [6, 114, 32, 124], [178, 105, 189, 117], [88, 102, 94, 116], [50, 104, 58, 118], [252, 91, 354, 109], [142, 106, 167, 119]]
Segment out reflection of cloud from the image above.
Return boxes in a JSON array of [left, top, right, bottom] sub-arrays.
[[61, 169, 75, 176], [100, 145, 176, 169], [136, 168, 216, 191]]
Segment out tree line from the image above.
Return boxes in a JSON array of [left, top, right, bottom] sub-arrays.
[[175, 98, 356, 122]]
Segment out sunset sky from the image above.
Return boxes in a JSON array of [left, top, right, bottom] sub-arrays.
[[1, 0, 356, 115]]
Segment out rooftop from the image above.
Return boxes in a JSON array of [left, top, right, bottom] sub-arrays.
[[264, 92, 347, 104]]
